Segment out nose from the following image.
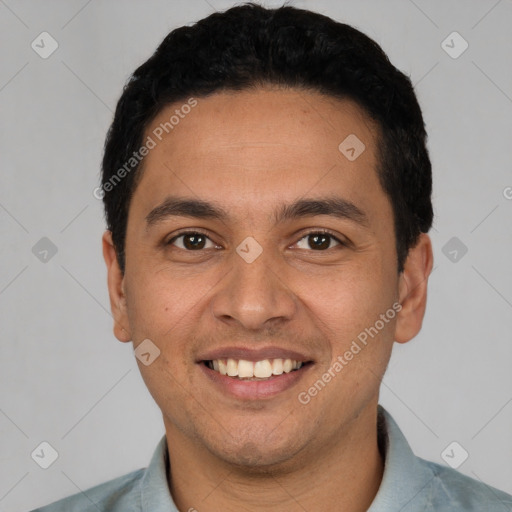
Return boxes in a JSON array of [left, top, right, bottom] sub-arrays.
[[210, 243, 297, 331]]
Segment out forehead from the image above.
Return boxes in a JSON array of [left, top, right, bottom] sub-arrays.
[[132, 88, 386, 223]]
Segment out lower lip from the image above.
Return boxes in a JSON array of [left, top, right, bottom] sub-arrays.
[[199, 363, 313, 400]]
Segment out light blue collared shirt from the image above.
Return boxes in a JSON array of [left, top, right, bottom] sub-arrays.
[[31, 405, 512, 511]]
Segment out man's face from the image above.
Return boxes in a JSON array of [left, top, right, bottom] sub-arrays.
[[109, 88, 406, 468]]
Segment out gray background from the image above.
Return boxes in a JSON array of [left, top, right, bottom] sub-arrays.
[[1, 0, 511, 510]]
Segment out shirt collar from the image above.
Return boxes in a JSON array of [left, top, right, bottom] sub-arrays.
[[140, 433, 178, 511], [139, 405, 434, 511], [368, 405, 434, 511]]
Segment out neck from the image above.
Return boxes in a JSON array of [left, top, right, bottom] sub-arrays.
[[164, 402, 384, 512]]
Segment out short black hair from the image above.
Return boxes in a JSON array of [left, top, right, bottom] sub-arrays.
[[101, 2, 433, 273]]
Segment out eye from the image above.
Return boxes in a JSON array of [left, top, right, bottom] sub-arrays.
[[167, 231, 218, 251], [294, 231, 343, 251]]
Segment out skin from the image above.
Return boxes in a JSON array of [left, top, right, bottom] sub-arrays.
[[103, 87, 433, 512]]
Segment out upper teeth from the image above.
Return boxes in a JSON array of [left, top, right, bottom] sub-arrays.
[[209, 358, 303, 379]]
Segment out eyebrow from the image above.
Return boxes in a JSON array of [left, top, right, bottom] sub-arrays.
[[145, 196, 369, 228]]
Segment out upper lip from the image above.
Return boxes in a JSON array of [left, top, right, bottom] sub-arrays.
[[197, 346, 313, 363]]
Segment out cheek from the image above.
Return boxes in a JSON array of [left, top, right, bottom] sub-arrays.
[[125, 270, 198, 404], [305, 265, 398, 392], [123, 267, 199, 341], [308, 261, 395, 334]]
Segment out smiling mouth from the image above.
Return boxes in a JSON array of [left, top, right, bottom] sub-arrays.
[[203, 358, 310, 380]]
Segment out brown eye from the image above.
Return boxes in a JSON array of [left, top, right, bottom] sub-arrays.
[[168, 232, 215, 250], [295, 232, 342, 251]]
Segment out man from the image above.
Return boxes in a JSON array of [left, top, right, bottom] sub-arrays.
[[32, 3, 512, 511]]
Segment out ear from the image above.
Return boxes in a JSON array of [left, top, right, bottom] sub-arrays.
[[395, 233, 434, 344], [102, 230, 132, 343]]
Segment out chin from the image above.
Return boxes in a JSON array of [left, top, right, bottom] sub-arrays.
[[202, 425, 310, 473]]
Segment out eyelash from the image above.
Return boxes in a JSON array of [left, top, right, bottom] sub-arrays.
[[166, 229, 346, 251]]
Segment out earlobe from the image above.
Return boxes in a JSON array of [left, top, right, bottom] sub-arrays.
[[102, 231, 132, 343], [394, 233, 434, 344]]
